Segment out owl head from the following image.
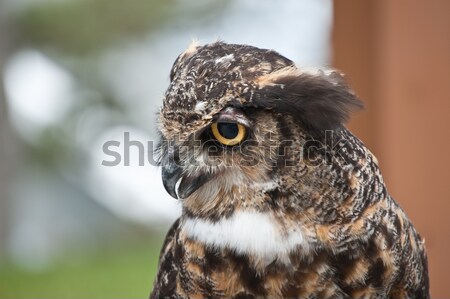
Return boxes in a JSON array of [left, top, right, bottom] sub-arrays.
[[157, 41, 364, 221]]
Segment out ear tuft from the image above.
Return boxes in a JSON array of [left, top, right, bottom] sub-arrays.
[[248, 68, 363, 134]]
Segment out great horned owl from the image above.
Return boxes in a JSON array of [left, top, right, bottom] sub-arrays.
[[150, 42, 429, 299]]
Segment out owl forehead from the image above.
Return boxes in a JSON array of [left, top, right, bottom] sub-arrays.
[[160, 42, 292, 139]]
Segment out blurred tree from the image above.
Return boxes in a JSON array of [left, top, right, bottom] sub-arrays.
[[17, 0, 172, 54], [16, 0, 228, 54], [0, 0, 20, 257]]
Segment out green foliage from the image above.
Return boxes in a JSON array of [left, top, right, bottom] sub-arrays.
[[17, 0, 173, 54], [0, 238, 163, 299]]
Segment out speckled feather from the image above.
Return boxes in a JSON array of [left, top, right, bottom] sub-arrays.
[[151, 42, 429, 299]]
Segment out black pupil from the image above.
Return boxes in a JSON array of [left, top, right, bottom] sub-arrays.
[[217, 123, 239, 139]]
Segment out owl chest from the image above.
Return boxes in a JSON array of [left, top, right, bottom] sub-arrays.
[[176, 212, 339, 298], [173, 212, 399, 298], [176, 240, 398, 299], [177, 239, 344, 299]]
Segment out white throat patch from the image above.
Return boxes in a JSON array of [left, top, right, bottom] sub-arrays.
[[182, 210, 308, 263]]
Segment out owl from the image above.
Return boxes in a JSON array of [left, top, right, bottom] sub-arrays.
[[150, 41, 429, 299]]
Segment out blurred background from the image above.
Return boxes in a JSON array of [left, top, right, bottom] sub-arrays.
[[0, 0, 448, 298]]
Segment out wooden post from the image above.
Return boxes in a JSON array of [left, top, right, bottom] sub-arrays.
[[333, 0, 450, 297]]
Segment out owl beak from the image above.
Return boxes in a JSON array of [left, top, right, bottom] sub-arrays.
[[162, 163, 210, 200], [162, 163, 182, 199]]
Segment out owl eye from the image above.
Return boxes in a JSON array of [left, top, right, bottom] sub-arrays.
[[210, 122, 247, 146]]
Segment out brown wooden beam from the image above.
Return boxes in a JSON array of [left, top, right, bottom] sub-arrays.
[[333, 0, 450, 297]]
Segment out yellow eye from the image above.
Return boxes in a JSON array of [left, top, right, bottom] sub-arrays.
[[210, 122, 247, 146]]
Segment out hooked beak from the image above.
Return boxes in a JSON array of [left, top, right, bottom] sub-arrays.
[[162, 163, 211, 200]]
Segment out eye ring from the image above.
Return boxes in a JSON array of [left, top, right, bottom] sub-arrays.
[[210, 122, 247, 146]]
